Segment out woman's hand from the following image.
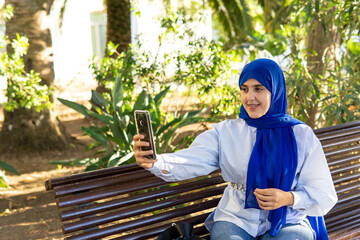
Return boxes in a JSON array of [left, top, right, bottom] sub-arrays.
[[253, 188, 294, 211], [133, 134, 157, 169]]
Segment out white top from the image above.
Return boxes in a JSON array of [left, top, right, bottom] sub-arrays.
[[148, 118, 338, 237]]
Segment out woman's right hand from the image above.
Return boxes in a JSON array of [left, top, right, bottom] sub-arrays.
[[133, 134, 157, 169]]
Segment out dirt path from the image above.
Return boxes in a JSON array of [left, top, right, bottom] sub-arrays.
[[0, 117, 95, 240]]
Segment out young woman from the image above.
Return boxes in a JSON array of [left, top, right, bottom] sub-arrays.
[[133, 58, 337, 240]]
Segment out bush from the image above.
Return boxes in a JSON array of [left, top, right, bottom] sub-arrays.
[[53, 76, 215, 170]]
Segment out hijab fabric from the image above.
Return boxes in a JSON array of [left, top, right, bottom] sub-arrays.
[[238, 58, 328, 239]]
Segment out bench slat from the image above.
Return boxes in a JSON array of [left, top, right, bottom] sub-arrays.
[[335, 180, 360, 195], [53, 169, 152, 197], [327, 154, 360, 167], [45, 164, 141, 190], [325, 145, 360, 160], [330, 161, 360, 175], [332, 171, 360, 185], [326, 218, 360, 235], [314, 121, 360, 134], [316, 126, 360, 141], [321, 135, 360, 150]]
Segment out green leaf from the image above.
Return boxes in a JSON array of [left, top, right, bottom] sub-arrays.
[[154, 86, 170, 107], [315, 0, 320, 13], [0, 161, 19, 175], [89, 112, 113, 125], [0, 171, 9, 188], [108, 122, 123, 139], [82, 127, 108, 147], [107, 152, 134, 168], [133, 90, 149, 110], [320, 95, 336, 102], [321, 16, 327, 35], [157, 109, 208, 136], [91, 90, 108, 109], [58, 98, 92, 119], [113, 76, 124, 114]]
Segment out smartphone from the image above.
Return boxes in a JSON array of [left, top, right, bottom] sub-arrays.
[[134, 110, 157, 159]]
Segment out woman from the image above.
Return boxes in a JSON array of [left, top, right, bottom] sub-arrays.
[[133, 58, 337, 239]]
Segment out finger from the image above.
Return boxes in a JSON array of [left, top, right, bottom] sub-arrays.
[[254, 188, 274, 196], [136, 158, 157, 165], [136, 156, 157, 168], [253, 191, 273, 202], [135, 150, 154, 158], [133, 134, 145, 141], [133, 141, 150, 152], [255, 196, 277, 209]]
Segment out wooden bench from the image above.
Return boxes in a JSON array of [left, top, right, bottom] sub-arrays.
[[45, 121, 360, 240]]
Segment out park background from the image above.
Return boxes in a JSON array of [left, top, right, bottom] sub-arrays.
[[0, 0, 359, 239]]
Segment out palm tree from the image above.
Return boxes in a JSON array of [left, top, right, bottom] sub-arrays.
[[105, 0, 131, 54]]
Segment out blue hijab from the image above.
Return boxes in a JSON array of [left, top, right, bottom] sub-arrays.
[[238, 58, 328, 239]]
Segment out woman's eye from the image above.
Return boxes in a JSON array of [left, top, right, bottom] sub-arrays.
[[240, 88, 248, 92]]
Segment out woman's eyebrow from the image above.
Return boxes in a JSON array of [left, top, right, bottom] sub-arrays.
[[242, 84, 264, 87]]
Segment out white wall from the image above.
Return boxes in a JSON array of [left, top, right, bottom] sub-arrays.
[[51, 0, 104, 101]]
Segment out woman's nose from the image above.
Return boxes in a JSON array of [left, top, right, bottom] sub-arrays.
[[248, 90, 256, 100]]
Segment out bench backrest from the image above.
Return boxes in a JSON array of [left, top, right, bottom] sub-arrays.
[[45, 121, 360, 240], [314, 121, 360, 237]]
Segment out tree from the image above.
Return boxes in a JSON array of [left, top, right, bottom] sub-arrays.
[[105, 0, 131, 54], [1, 0, 68, 152]]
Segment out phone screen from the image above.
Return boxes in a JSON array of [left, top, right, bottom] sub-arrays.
[[134, 110, 156, 159]]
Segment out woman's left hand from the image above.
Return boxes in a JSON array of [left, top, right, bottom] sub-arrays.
[[253, 188, 294, 210]]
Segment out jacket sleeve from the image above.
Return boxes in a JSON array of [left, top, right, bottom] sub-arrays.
[[148, 126, 220, 182]]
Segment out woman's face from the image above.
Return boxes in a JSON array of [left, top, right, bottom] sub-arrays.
[[240, 78, 271, 119]]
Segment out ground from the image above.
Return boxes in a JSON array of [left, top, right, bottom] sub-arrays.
[[0, 108, 96, 240]]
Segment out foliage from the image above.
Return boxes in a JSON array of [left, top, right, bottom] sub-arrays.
[[54, 76, 215, 170], [0, 161, 19, 188], [208, 0, 254, 48], [89, 42, 136, 103], [206, 0, 360, 127], [88, 10, 242, 119], [0, 34, 52, 112], [285, 44, 360, 126], [134, 11, 242, 117], [281, 0, 360, 127], [319, 48, 360, 125]]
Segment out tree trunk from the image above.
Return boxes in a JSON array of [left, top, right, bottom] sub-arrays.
[[105, 0, 131, 54], [94, 0, 131, 95], [1, 0, 68, 152], [305, 7, 341, 128]]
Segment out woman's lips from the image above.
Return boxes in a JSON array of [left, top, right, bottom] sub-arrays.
[[247, 104, 259, 110]]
